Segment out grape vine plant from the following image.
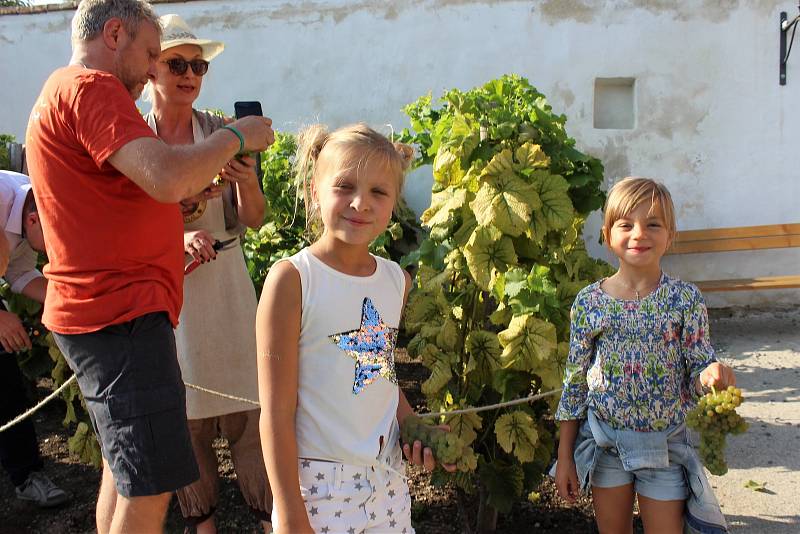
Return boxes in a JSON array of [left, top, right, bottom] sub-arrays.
[[399, 74, 613, 530]]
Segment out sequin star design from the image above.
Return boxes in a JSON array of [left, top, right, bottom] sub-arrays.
[[330, 297, 398, 394]]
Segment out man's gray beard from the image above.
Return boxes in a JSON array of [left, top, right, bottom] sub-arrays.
[[113, 53, 141, 100]]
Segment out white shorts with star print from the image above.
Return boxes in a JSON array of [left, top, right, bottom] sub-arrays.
[[275, 446, 414, 534]]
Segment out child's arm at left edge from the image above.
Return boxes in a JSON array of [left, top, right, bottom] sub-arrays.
[[396, 268, 456, 473]]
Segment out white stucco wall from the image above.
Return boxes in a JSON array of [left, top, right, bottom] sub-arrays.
[[1, 0, 798, 307]]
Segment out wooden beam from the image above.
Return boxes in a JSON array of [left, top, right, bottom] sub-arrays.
[[693, 275, 800, 292], [669, 234, 800, 254], [668, 223, 800, 255], [675, 223, 800, 242]]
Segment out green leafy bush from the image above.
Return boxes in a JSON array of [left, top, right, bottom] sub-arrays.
[[242, 132, 305, 292], [1, 133, 16, 170], [399, 74, 613, 527], [0, 284, 101, 466]]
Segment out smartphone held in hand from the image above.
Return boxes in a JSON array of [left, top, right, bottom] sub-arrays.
[[234, 101, 265, 192]]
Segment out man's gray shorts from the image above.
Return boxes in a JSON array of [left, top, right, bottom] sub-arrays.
[[54, 312, 199, 497]]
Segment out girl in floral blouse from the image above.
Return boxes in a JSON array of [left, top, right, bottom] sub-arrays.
[[554, 177, 736, 533]]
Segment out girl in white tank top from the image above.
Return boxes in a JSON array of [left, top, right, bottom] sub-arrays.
[[256, 124, 454, 534]]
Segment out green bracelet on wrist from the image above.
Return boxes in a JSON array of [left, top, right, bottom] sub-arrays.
[[221, 125, 245, 154]]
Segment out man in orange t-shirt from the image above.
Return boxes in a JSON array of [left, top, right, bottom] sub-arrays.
[[24, 0, 273, 531]]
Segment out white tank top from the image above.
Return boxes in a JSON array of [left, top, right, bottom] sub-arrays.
[[285, 248, 406, 466]]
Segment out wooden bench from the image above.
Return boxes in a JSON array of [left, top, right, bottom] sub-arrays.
[[667, 223, 800, 292]]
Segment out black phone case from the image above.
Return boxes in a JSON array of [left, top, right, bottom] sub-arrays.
[[234, 101, 263, 119], [233, 101, 264, 190]]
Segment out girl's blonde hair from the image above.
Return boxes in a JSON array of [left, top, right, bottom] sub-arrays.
[[602, 177, 677, 240], [294, 123, 413, 239]]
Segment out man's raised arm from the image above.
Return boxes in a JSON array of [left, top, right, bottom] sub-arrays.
[[108, 115, 273, 203]]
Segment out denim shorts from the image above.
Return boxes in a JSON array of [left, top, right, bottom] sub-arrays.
[[54, 312, 199, 497], [592, 445, 688, 501]]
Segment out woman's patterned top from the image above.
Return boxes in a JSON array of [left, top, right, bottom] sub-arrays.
[[555, 273, 716, 431]]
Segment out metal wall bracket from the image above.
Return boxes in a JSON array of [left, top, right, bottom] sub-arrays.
[[780, 6, 800, 85], [781, 12, 788, 85]]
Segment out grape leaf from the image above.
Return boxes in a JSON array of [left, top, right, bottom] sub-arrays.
[[417, 264, 453, 291], [511, 234, 542, 260], [406, 333, 428, 358], [447, 113, 481, 160], [479, 460, 524, 513], [514, 142, 550, 170], [743, 480, 768, 493], [436, 318, 460, 352], [420, 344, 447, 368], [422, 358, 453, 396], [495, 411, 539, 462], [503, 267, 529, 298], [498, 314, 557, 371], [464, 226, 517, 290], [480, 148, 515, 179], [492, 369, 533, 401], [67, 421, 102, 465], [529, 170, 574, 232], [465, 330, 503, 383], [421, 187, 467, 228], [452, 209, 478, 247], [471, 170, 541, 237], [489, 305, 513, 327], [433, 147, 465, 186], [405, 291, 443, 331], [444, 411, 483, 445]]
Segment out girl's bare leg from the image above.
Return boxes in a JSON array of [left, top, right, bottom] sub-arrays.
[[638, 494, 684, 534], [592, 483, 635, 534]]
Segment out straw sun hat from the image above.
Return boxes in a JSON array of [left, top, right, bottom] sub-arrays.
[[158, 14, 224, 60]]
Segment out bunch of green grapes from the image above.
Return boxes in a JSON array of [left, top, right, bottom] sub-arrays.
[[685, 385, 748, 475], [401, 415, 478, 472]]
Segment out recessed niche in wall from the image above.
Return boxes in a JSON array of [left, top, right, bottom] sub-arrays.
[[593, 77, 635, 129]]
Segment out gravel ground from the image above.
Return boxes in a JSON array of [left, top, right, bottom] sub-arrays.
[[703, 307, 800, 533]]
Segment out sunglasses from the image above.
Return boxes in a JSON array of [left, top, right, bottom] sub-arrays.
[[162, 57, 209, 76]]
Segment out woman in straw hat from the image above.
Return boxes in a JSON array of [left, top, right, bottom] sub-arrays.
[[143, 14, 271, 533]]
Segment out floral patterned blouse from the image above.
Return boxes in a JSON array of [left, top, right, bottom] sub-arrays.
[[555, 273, 716, 432]]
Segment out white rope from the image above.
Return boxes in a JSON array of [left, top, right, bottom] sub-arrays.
[[1, 378, 563, 433], [183, 384, 563, 418], [0, 378, 259, 434], [417, 388, 562, 418], [0, 374, 77, 433], [183, 382, 260, 406]]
